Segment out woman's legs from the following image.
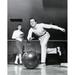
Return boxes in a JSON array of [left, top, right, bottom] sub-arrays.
[[14, 54, 22, 64], [15, 40, 23, 64], [18, 54, 22, 64], [14, 55, 19, 64]]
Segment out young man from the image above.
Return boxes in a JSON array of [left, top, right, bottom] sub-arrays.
[[12, 24, 24, 64], [27, 19, 65, 65]]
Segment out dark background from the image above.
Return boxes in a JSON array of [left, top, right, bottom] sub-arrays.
[[8, 0, 67, 40]]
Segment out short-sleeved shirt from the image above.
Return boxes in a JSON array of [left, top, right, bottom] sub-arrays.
[[12, 30, 24, 42]]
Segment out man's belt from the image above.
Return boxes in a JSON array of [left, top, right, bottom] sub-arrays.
[[39, 32, 46, 37]]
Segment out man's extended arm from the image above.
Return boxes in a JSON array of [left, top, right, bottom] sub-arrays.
[[43, 23, 65, 32]]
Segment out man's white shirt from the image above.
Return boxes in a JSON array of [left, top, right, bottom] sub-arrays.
[[27, 23, 48, 40]]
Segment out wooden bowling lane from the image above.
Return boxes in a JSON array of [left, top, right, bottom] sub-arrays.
[[8, 65, 67, 75]]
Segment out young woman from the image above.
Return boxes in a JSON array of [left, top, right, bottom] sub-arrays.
[[12, 24, 24, 64]]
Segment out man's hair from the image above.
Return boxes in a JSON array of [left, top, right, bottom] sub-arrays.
[[29, 18, 36, 21]]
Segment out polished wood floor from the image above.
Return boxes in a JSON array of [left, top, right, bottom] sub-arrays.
[[8, 64, 67, 75]]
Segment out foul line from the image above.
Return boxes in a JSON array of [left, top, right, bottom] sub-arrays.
[[8, 40, 67, 42]]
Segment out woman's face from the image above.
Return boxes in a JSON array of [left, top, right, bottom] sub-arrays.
[[18, 25, 22, 30]]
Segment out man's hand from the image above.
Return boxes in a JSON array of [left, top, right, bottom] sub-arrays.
[[61, 28, 66, 32], [28, 37, 34, 41]]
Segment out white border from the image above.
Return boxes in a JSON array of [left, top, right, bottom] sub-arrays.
[[0, 0, 75, 75], [68, 0, 75, 75], [0, 0, 7, 75]]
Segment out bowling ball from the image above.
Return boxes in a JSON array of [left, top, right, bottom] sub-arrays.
[[22, 51, 40, 69]]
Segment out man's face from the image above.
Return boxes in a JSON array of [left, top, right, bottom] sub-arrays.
[[18, 25, 22, 30], [30, 19, 36, 27]]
